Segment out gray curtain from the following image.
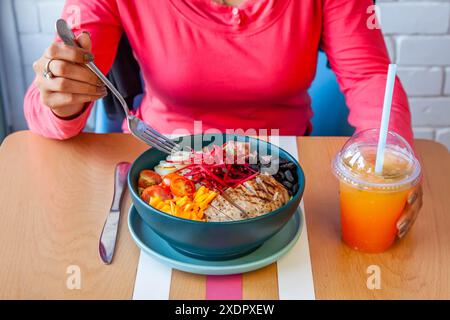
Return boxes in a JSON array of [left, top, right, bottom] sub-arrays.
[[0, 80, 6, 143]]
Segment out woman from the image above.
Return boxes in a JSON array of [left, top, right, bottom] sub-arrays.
[[24, 0, 421, 236]]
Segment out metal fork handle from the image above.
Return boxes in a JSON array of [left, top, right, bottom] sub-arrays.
[[85, 62, 131, 116]]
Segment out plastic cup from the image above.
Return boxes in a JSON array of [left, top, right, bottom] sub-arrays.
[[332, 129, 422, 253]]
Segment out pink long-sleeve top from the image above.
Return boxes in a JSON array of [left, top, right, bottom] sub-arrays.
[[24, 0, 413, 143]]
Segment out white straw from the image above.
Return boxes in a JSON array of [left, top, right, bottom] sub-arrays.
[[375, 64, 397, 174]]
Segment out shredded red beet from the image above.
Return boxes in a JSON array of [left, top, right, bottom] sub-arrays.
[[175, 142, 259, 193]]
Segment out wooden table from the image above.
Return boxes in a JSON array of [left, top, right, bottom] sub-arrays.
[[0, 131, 449, 300]]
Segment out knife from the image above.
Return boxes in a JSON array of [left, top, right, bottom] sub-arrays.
[[99, 162, 131, 264]]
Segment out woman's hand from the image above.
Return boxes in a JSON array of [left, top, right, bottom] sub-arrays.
[[32, 32, 107, 119], [397, 184, 423, 238]]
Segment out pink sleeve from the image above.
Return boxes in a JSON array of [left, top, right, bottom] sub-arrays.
[[321, 0, 414, 145], [23, 0, 122, 140]]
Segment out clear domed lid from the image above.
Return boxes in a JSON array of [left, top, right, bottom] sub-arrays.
[[332, 129, 421, 191]]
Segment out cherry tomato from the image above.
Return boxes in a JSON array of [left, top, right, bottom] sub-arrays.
[[138, 170, 162, 189], [170, 177, 196, 197], [162, 173, 183, 187], [159, 183, 172, 196], [141, 185, 172, 203]]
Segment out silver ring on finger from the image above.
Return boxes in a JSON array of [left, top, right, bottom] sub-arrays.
[[43, 58, 55, 79]]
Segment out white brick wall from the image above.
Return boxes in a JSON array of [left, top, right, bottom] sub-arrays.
[[397, 67, 443, 96], [380, 2, 449, 34], [7, 0, 97, 130], [14, 0, 64, 85], [379, 0, 450, 150], [2, 0, 450, 150], [410, 97, 450, 126]]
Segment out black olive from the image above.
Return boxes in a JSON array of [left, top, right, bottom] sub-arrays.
[[278, 171, 285, 180], [285, 170, 294, 182], [279, 157, 289, 165], [272, 173, 281, 181], [280, 162, 295, 170], [292, 170, 298, 180], [287, 162, 296, 170], [288, 189, 293, 196], [292, 183, 299, 194], [282, 181, 293, 189]]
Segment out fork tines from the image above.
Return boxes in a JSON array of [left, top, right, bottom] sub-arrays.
[[141, 127, 181, 154]]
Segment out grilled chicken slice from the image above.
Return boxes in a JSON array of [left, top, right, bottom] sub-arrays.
[[204, 205, 232, 222], [224, 173, 290, 218], [255, 174, 290, 205], [204, 195, 245, 222], [204, 174, 290, 221], [223, 185, 271, 218], [243, 179, 272, 201]]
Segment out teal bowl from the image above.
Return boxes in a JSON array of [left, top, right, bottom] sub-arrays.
[[128, 134, 305, 260]]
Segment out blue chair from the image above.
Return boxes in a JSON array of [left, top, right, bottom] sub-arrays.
[[95, 52, 354, 136], [94, 91, 143, 133], [94, 99, 122, 133], [308, 52, 354, 136]]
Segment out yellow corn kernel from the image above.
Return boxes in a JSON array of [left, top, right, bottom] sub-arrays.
[[157, 202, 167, 210], [169, 202, 176, 215], [179, 210, 190, 220], [177, 205, 185, 217], [196, 186, 207, 196], [161, 206, 171, 214], [176, 196, 188, 207], [183, 203, 192, 212], [204, 192, 218, 204], [149, 196, 160, 207], [195, 194, 209, 204], [194, 190, 208, 202], [196, 210, 204, 219]]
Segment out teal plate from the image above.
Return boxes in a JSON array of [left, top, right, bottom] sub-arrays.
[[128, 205, 303, 275]]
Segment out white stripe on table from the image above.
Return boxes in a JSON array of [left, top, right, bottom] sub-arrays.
[[270, 136, 315, 300], [132, 251, 172, 300]]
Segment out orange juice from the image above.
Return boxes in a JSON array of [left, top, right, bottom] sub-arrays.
[[339, 181, 411, 252], [333, 129, 421, 253]]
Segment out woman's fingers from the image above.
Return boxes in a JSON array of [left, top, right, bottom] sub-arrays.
[[47, 60, 103, 86], [32, 31, 101, 119], [33, 53, 103, 87], [44, 42, 94, 64], [43, 77, 107, 96], [407, 186, 423, 224], [397, 185, 423, 238], [41, 91, 105, 110], [76, 32, 92, 52]]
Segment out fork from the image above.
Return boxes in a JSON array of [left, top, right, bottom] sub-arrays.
[[55, 19, 181, 154]]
